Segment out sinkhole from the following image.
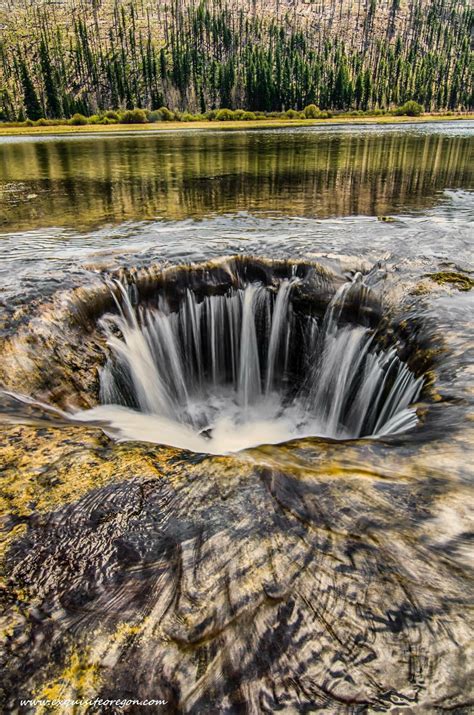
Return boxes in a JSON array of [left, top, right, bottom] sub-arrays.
[[73, 258, 425, 454]]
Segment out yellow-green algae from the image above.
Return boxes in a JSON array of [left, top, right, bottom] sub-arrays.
[[34, 622, 151, 713], [36, 649, 102, 714], [2, 421, 473, 708], [428, 271, 474, 291], [0, 423, 177, 576]]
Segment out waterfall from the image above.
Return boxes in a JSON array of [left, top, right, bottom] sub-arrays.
[[238, 284, 263, 410], [265, 279, 294, 394], [75, 275, 423, 453]]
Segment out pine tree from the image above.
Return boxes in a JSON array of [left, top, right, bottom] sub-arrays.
[[19, 59, 42, 120], [39, 38, 62, 118], [1, 0, 472, 119]]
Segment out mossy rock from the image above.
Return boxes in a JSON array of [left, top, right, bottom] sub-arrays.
[[428, 271, 474, 292]]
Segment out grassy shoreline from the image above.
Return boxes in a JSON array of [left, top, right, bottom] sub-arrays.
[[0, 113, 472, 137]]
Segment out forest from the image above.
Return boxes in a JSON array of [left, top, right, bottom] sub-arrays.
[[0, 0, 472, 121]]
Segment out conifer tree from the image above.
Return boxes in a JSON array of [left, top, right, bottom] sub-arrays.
[[39, 38, 62, 118], [0, 0, 471, 120], [18, 59, 42, 120]]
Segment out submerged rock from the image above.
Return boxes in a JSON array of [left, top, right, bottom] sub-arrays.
[[0, 255, 472, 712], [1, 431, 473, 712]]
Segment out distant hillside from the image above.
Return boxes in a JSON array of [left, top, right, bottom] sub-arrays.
[[0, 0, 472, 119]]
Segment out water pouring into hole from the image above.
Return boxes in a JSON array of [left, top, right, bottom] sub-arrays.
[[74, 270, 424, 454]]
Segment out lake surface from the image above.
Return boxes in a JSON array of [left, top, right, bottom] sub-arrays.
[[0, 121, 472, 309], [1, 122, 473, 711], [1, 123, 472, 231]]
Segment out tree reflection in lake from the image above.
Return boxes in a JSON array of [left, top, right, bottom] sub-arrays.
[[0, 125, 472, 230]]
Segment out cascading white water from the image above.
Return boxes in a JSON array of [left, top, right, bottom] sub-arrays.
[[75, 276, 424, 454]]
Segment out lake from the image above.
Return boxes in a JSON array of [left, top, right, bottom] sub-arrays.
[[0, 123, 472, 230], [1, 122, 473, 711]]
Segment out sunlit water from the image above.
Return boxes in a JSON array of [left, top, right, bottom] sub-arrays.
[[0, 123, 473, 711], [0, 124, 472, 450]]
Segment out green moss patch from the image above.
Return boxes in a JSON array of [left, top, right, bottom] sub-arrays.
[[428, 271, 474, 292]]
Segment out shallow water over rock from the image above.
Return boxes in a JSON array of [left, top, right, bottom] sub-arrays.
[[0, 124, 473, 712]]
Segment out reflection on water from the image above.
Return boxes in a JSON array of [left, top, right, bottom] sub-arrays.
[[0, 125, 472, 230]]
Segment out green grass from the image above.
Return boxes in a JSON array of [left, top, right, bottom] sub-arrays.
[[0, 113, 472, 137]]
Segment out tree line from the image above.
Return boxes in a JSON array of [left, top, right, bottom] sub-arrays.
[[0, 0, 472, 121]]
